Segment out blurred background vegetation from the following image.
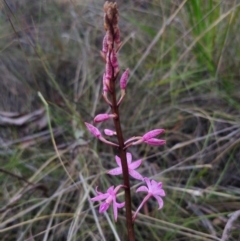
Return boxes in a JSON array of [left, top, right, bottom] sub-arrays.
[[0, 0, 240, 240]]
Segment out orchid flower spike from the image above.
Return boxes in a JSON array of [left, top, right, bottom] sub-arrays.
[[91, 185, 125, 221], [131, 129, 166, 146], [108, 152, 143, 180], [133, 177, 165, 221]]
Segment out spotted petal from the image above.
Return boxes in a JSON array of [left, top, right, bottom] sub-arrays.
[[129, 159, 142, 169], [129, 170, 143, 180], [108, 167, 122, 175]]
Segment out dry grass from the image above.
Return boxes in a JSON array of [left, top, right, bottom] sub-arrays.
[[0, 0, 240, 240]]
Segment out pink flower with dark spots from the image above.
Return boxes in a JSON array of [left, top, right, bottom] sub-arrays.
[[91, 185, 125, 221], [108, 152, 143, 180]]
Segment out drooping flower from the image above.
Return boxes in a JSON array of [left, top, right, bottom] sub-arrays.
[[132, 177, 165, 221], [108, 152, 143, 180], [91, 185, 125, 221]]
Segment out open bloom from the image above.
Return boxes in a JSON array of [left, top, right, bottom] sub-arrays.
[[133, 177, 165, 220], [108, 152, 143, 180], [91, 185, 125, 221]]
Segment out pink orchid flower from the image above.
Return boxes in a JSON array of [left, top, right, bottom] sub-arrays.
[[133, 177, 165, 220], [91, 185, 125, 221], [108, 152, 143, 180]]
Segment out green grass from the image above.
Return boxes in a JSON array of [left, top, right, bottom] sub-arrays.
[[0, 0, 240, 240]]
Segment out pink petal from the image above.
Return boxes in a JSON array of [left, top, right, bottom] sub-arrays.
[[142, 129, 165, 141], [91, 193, 109, 202], [115, 201, 125, 208], [115, 155, 122, 167], [144, 177, 152, 192], [153, 189, 166, 197], [85, 122, 101, 138], [136, 186, 149, 193], [99, 202, 110, 213], [108, 167, 122, 175], [129, 170, 143, 180], [129, 159, 142, 169], [114, 185, 125, 193], [151, 180, 159, 189], [113, 200, 118, 221], [126, 152, 132, 164], [153, 195, 164, 209], [120, 69, 129, 90], [107, 186, 114, 193], [95, 186, 103, 195], [145, 138, 166, 146]]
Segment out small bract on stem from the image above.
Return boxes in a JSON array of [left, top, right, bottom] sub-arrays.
[[84, 2, 166, 241]]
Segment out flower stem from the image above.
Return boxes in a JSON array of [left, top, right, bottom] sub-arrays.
[[110, 82, 135, 241]]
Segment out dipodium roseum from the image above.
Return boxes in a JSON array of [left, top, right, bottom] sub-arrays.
[[133, 177, 165, 220], [108, 152, 143, 180], [91, 185, 125, 221]]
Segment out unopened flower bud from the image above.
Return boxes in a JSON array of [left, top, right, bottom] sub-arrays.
[[105, 59, 112, 80], [85, 122, 101, 138], [144, 138, 166, 146], [102, 73, 109, 92], [104, 129, 116, 136], [110, 49, 118, 68], [120, 69, 129, 90], [102, 34, 108, 54], [142, 129, 165, 141], [94, 113, 116, 123]]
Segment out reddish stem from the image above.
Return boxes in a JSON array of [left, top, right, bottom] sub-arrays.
[[107, 24, 135, 241]]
